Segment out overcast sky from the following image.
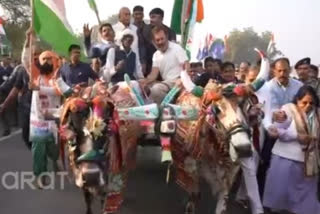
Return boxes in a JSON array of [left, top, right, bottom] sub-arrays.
[[2, 0, 320, 65]]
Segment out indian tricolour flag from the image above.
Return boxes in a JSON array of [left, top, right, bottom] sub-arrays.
[[33, 0, 81, 57], [170, 0, 204, 58], [266, 33, 275, 58]]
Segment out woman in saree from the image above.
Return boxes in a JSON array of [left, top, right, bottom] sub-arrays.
[[263, 85, 320, 214]]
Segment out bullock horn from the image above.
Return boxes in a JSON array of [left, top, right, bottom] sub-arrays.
[[161, 86, 180, 106], [181, 70, 195, 92], [55, 77, 73, 97], [124, 74, 145, 106], [250, 48, 270, 91], [180, 70, 204, 97]]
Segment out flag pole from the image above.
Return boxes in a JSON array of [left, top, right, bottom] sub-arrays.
[[94, 8, 101, 25], [89, 0, 101, 25], [29, 0, 34, 86]]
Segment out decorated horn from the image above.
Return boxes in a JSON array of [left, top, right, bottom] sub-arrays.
[[180, 70, 204, 97], [124, 74, 145, 106], [250, 48, 270, 91], [181, 70, 195, 92], [254, 48, 270, 80], [160, 86, 180, 106]]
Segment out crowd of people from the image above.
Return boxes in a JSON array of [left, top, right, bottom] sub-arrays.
[[0, 4, 320, 214]]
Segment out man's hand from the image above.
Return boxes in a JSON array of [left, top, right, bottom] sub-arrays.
[[267, 126, 279, 138], [115, 60, 125, 72], [141, 63, 147, 76], [72, 83, 86, 95], [29, 81, 40, 91], [174, 79, 183, 88], [298, 134, 312, 146], [83, 24, 92, 38], [26, 27, 35, 39], [138, 78, 150, 89], [272, 110, 287, 123], [24, 27, 35, 47]]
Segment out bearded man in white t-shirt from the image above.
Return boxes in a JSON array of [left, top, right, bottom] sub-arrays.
[[139, 26, 189, 104]]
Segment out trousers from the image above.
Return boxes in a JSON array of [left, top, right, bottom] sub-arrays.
[[149, 82, 171, 105], [32, 134, 59, 176], [238, 155, 264, 214]]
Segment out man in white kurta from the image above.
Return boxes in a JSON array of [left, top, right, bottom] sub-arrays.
[[113, 7, 142, 77]]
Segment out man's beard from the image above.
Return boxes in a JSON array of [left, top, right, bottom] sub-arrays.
[[156, 43, 167, 52], [39, 63, 53, 75]]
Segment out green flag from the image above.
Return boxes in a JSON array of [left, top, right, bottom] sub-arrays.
[[88, 0, 98, 12], [33, 0, 81, 57], [170, 0, 184, 35]]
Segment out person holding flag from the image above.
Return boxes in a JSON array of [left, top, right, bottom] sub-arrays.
[[22, 27, 62, 186], [27, 49, 62, 188], [83, 23, 116, 67], [84, 0, 117, 67]]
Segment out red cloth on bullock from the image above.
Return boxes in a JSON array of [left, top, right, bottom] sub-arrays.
[[104, 85, 140, 213]]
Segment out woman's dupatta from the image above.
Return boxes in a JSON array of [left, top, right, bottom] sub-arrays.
[[285, 103, 320, 177]]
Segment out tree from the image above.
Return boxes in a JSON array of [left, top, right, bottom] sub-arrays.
[[224, 27, 283, 64], [3, 21, 29, 60], [4, 21, 51, 60], [0, 0, 30, 23]]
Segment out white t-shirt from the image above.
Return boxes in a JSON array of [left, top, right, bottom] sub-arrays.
[[30, 77, 61, 142], [152, 41, 188, 85]]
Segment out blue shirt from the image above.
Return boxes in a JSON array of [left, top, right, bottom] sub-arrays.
[[268, 78, 303, 110], [59, 62, 98, 87], [258, 77, 303, 128]]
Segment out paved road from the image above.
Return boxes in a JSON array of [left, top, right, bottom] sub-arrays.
[[0, 131, 252, 214]]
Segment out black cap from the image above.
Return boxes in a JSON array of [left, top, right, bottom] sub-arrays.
[[295, 57, 311, 69]]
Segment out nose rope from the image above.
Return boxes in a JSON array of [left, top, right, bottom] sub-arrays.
[[226, 124, 251, 139]]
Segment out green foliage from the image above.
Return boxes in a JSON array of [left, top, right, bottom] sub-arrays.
[[3, 21, 29, 60], [0, 0, 30, 23], [224, 27, 283, 64], [4, 21, 51, 61]]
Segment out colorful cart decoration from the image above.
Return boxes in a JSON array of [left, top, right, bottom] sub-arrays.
[[117, 75, 199, 172]]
